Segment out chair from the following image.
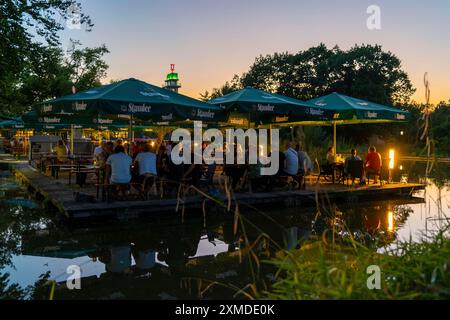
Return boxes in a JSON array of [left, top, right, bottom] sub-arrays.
[[316, 159, 334, 183], [106, 183, 131, 202], [366, 166, 383, 186], [344, 160, 363, 186], [141, 173, 158, 200]]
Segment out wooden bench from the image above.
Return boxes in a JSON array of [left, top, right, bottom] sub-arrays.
[[68, 167, 100, 186], [95, 182, 150, 202]]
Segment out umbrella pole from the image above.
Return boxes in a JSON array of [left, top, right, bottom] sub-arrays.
[[70, 124, 74, 156], [129, 115, 134, 154], [333, 121, 337, 155], [269, 124, 273, 153]]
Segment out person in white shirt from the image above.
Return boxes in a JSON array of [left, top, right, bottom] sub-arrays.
[[94, 140, 106, 158], [134, 144, 157, 184], [106, 145, 132, 184], [284, 142, 299, 176]]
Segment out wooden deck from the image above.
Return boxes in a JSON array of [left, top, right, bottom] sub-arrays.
[[11, 164, 426, 220]]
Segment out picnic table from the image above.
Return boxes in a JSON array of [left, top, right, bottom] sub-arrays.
[[68, 164, 100, 186], [35, 153, 95, 178]]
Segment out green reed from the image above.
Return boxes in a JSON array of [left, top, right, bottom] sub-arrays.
[[262, 224, 450, 300]]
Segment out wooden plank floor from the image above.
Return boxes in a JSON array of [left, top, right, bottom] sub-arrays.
[[13, 165, 426, 219]]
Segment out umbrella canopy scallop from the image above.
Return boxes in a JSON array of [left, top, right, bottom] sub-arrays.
[[307, 92, 410, 123], [33, 78, 225, 123], [208, 87, 331, 124]]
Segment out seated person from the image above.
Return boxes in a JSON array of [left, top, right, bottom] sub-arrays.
[[223, 144, 246, 190], [364, 146, 382, 182], [284, 142, 299, 176], [134, 143, 157, 185], [344, 149, 363, 183], [94, 140, 106, 160], [265, 150, 286, 191], [248, 160, 269, 192], [295, 143, 313, 175], [115, 139, 123, 147], [326, 146, 335, 164], [105, 145, 133, 197], [345, 149, 362, 169], [184, 163, 202, 188], [131, 142, 141, 159], [185, 147, 206, 188], [54, 140, 68, 163], [99, 142, 114, 168], [276, 150, 286, 176], [166, 145, 185, 191], [156, 144, 170, 177]]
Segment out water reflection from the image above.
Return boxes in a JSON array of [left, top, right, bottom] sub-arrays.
[[387, 211, 394, 233], [0, 162, 449, 299]]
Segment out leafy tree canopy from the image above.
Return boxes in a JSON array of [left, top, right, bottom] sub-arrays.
[[0, 0, 108, 117]]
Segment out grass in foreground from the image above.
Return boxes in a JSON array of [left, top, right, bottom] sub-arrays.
[[263, 226, 450, 300]]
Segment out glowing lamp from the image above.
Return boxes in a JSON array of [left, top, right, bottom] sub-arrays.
[[259, 144, 264, 157], [388, 149, 395, 170]]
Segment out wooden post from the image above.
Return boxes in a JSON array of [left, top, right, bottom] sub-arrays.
[[333, 121, 337, 155]]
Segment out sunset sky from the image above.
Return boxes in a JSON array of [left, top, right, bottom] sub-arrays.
[[61, 0, 450, 104]]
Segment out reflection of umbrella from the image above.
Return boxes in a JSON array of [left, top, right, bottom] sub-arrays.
[[307, 93, 410, 153], [33, 78, 224, 123], [209, 87, 330, 125]]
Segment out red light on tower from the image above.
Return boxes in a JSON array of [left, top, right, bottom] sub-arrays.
[[170, 64, 175, 73]]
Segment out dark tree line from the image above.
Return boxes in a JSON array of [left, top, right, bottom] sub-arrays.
[[202, 44, 450, 154], [0, 0, 109, 118], [201, 44, 415, 106]]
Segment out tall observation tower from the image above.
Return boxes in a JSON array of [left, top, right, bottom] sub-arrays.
[[163, 64, 181, 93]]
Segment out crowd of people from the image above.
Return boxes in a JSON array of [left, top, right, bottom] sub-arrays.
[[3, 137, 27, 156], [224, 141, 314, 192], [90, 139, 319, 197], [52, 137, 385, 199], [93, 139, 211, 198]]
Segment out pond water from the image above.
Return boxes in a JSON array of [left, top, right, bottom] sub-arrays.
[[0, 161, 449, 299]]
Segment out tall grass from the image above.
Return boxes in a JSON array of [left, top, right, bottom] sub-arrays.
[[262, 225, 450, 300]]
